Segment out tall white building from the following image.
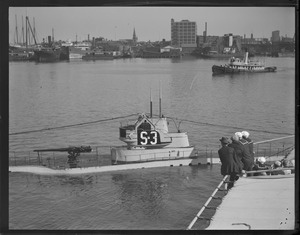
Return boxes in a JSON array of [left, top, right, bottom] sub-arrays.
[[171, 19, 197, 47]]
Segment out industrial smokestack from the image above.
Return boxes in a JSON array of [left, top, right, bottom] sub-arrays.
[[204, 22, 207, 43], [229, 33, 233, 47]]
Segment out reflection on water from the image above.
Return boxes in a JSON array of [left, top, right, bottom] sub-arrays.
[[112, 172, 170, 220], [10, 165, 224, 229]]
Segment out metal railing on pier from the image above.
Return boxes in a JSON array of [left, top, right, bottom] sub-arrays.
[[187, 175, 229, 230]]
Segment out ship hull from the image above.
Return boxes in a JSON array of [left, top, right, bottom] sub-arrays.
[[82, 54, 114, 60], [212, 65, 277, 75], [68, 46, 92, 59], [111, 146, 194, 164], [9, 52, 36, 61], [69, 53, 84, 59], [9, 155, 206, 175], [34, 49, 61, 62]]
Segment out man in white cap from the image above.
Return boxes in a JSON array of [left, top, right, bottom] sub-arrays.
[[228, 135, 244, 169], [233, 132, 254, 172], [242, 131, 254, 158], [235, 132, 243, 140], [253, 157, 269, 176]]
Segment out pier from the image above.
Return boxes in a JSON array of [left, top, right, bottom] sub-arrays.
[[187, 149, 296, 230]]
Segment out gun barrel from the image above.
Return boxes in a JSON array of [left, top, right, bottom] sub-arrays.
[[34, 146, 92, 153]]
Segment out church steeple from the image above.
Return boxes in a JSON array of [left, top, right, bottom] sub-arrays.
[[133, 28, 138, 43]]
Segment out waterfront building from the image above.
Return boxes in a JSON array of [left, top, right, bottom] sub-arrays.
[[272, 30, 280, 42], [214, 34, 242, 54], [241, 37, 269, 45], [171, 19, 197, 54], [197, 35, 219, 51], [281, 35, 294, 43]]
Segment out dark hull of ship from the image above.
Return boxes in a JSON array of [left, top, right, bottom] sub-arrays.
[[82, 54, 114, 60], [212, 65, 277, 75], [9, 53, 36, 62], [34, 49, 61, 62], [34, 47, 69, 62]]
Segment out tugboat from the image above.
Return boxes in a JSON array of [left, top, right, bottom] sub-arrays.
[[212, 52, 277, 75]]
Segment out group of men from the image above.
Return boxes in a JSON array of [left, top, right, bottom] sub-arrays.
[[218, 131, 254, 189]]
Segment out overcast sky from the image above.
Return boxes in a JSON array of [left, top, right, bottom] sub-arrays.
[[9, 7, 295, 43]]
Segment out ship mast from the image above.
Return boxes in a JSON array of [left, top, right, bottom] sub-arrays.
[[150, 88, 153, 118], [25, 15, 27, 49], [26, 16, 38, 45], [22, 16, 25, 46], [15, 15, 19, 44], [33, 17, 36, 43]]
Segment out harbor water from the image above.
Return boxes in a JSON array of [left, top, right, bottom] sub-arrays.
[[9, 57, 295, 229]]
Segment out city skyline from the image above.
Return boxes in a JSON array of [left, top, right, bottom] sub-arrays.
[[9, 7, 295, 44]]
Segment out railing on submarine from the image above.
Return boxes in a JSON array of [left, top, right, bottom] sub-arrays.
[[9, 135, 294, 169], [33, 146, 92, 168]]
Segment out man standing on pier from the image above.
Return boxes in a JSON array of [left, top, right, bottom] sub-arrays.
[[218, 137, 243, 189]]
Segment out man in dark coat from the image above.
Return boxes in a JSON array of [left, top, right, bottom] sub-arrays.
[[218, 137, 243, 189], [233, 132, 254, 171], [242, 131, 254, 158], [228, 135, 244, 169]]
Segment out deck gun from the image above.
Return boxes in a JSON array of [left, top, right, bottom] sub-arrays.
[[34, 146, 92, 168]]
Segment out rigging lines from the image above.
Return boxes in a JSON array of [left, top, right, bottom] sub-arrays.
[[9, 113, 294, 137]]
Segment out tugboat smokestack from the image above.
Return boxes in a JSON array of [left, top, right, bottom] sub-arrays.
[[245, 52, 248, 64]]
